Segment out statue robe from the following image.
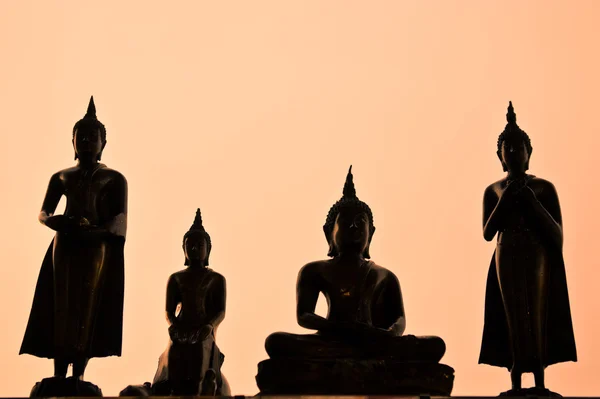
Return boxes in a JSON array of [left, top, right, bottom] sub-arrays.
[[20, 164, 126, 362], [479, 245, 577, 369]]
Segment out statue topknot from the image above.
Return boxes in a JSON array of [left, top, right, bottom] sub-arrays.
[[324, 166, 375, 258], [497, 101, 532, 158], [183, 208, 212, 266], [73, 96, 107, 142]]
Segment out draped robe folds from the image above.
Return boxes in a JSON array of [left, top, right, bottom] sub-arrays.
[[479, 226, 577, 370], [20, 164, 126, 360]]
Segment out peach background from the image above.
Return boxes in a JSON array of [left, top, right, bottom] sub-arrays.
[[1, 1, 599, 396]]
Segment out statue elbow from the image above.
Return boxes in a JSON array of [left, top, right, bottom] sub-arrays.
[[483, 230, 495, 242]]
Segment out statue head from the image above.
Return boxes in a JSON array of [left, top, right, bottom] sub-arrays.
[[496, 101, 533, 173], [323, 166, 375, 258], [183, 208, 212, 266], [72, 96, 107, 161]]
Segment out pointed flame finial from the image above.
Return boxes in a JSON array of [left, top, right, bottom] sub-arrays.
[[342, 165, 357, 199]]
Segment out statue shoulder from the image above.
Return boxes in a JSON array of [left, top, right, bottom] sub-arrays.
[[298, 260, 329, 278], [485, 179, 505, 197], [101, 167, 128, 185], [207, 269, 226, 285], [528, 176, 556, 191], [370, 262, 400, 283], [52, 166, 78, 180], [168, 270, 187, 284]]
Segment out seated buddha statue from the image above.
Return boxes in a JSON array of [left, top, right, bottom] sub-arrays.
[[256, 167, 454, 395]]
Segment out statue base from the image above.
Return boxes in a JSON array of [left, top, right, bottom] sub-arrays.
[[256, 358, 454, 395], [30, 376, 103, 397], [500, 388, 562, 397]]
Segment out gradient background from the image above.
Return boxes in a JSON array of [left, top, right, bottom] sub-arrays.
[[1, 1, 599, 396]]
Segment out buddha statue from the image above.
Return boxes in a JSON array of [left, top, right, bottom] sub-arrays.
[[479, 102, 577, 397], [20, 96, 127, 397], [256, 166, 454, 395], [151, 209, 230, 396]]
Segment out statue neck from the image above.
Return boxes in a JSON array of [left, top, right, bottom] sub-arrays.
[[335, 251, 366, 266], [187, 259, 207, 269], [77, 158, 100, 170], [507, 170, 527, 181]]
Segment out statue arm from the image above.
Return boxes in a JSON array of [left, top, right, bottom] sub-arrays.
[[104, 173, 128, 238], [524, 181, 563, 249], [165, 275, 181, 326], [39, 173, 63, 225], [482, 185, 505, 241], [296, 264, 334, 332], [384, 273, 406, 336], [206, 275, 226, 329], [82, 174, 128, 238]]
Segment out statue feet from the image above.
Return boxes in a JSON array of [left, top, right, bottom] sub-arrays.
[[30, 376, 102, 397], [500, 387, 563, 397], [199, 369, 217, 395]]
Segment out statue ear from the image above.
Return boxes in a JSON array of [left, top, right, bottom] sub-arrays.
[[497, 151, 507, 171], [323, 225, 337, 257], [363, 226, 375, 258], [97, 140, 107, 161], [525, 148, 532, 171], [183, 242, 189, 266]]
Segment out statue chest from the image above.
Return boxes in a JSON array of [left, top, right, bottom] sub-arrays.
[[176, 274, 213, 318], [321, 272, 381, 322], [63, 172, 113, 222]]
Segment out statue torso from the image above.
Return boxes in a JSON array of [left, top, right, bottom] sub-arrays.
[[314, 260, 392, 326], [172, 268, 222, 326], [494, 176, 544, 246], [57, 164, 125, 225]]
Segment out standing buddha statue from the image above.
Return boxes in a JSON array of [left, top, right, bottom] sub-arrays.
[[479, 102, 577, 397], [20, 96, 128, 397]]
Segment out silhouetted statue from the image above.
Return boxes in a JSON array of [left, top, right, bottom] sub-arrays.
[[151, 209, 230, 396], [479, 102, 577, 397], [256, 167, 454, 395], [20, 96, 127, 397]]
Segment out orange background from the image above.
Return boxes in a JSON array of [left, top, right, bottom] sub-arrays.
[[1, 1, 599, 396]]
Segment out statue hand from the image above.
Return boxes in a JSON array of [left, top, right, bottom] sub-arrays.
[[189, 325, 213, 344], [168, 324, 181, 342], [499, 180, 525, 207], [340, 321, 393, 340], [45, 215, 80, 232], [520, 185, 538, 203], [198, 324, 213, 340]]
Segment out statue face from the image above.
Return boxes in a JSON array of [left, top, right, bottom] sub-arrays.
[[500, 138, 529, 172], [73, 127, 104, 161], [332, 209, 370, 255], [184, 233, 208, 264]]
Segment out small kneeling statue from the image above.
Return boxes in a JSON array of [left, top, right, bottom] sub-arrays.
[[256, 166, 454, 395], [151, 209, 230, 396]]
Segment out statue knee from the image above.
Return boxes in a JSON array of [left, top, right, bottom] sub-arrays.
[[264, 333, 283, 354]]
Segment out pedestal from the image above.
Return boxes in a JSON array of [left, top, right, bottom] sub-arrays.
[[256, 358, 455, 395], [29, 376, 102, 397]]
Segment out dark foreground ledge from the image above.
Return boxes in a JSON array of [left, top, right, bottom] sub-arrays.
[[5, 396, 600, 399]]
